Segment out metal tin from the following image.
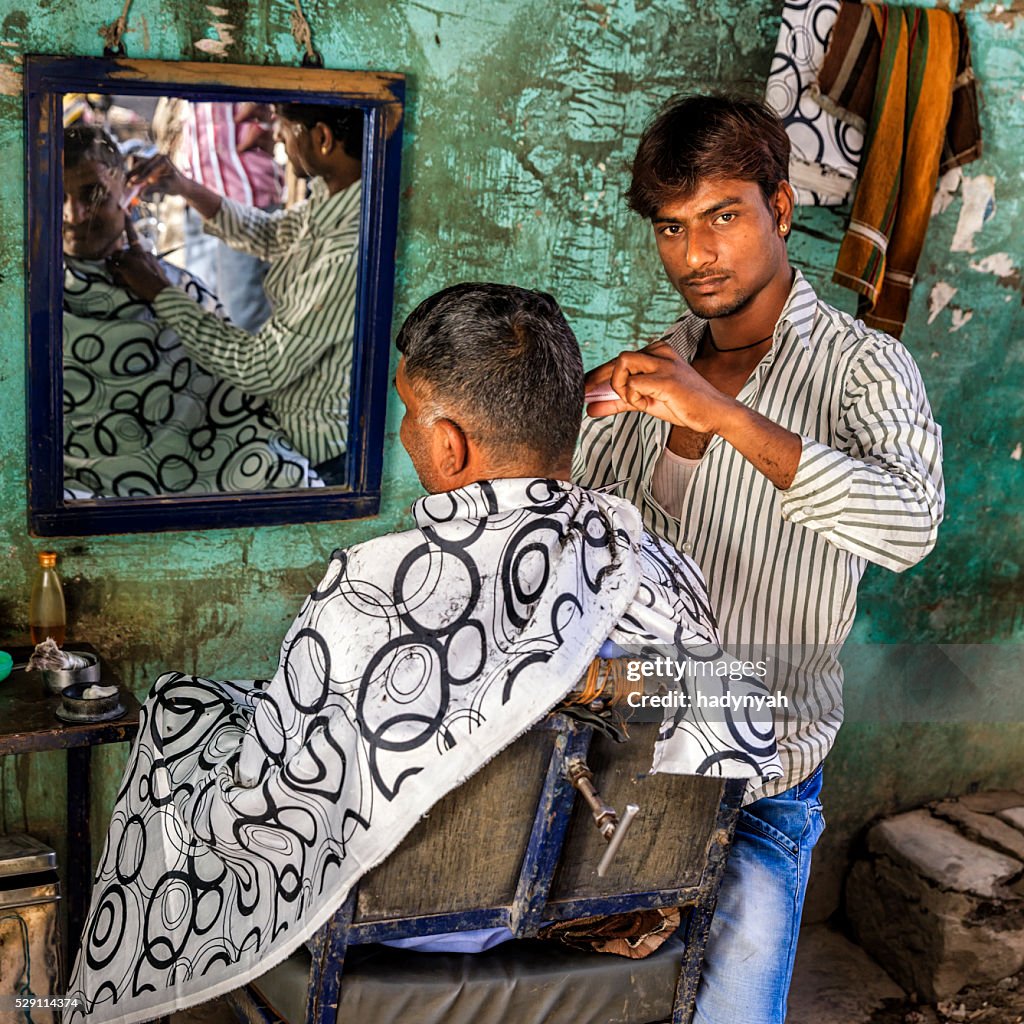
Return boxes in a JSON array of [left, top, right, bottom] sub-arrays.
[[0, 878, 61, 910], [0, 834, 63, 1016], [41, 652, 100, 694], [0, 834, 57, 877], [57, 682, 123, 723]]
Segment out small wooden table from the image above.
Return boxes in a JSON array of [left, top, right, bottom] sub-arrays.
[[0, 643, 141, 955]]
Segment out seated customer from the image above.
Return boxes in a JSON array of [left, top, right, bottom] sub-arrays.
[[61, 126, 316, 497], [66, 284, 780, 1024]]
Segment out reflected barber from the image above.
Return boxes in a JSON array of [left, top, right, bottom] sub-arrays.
[[111, 103, 363, 484]]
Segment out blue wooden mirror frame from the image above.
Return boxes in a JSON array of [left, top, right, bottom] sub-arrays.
[[24, 55, 404, 536]]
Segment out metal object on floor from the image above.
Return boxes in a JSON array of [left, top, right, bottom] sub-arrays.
[[0, 834, 63, 1023]]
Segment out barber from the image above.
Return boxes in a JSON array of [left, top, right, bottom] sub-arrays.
[[574, 94, 945, 1023]]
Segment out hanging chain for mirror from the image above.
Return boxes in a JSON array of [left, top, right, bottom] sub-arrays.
[[97, 0, 322, 66]]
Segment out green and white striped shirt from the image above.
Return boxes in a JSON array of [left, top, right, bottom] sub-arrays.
[[154, 178, 361, 468], [573, 271, 945, 801]]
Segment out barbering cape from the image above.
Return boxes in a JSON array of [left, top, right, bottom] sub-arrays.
[[67, 479, 780, 1023]]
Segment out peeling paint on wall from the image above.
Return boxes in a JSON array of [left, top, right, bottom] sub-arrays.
[[0, 61, 18, 95], [928, 281, 957, 323], [969, 251, 1022, 291], [950, 174, 996, 253], [971, 251, 1016, 277], [932, 167, 963, 217], [949, 307, 974, 331], [194, 5, 236, 57]]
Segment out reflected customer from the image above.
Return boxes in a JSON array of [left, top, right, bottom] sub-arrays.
[[61, 126, 316, 498], [113, 104, 363, 484]]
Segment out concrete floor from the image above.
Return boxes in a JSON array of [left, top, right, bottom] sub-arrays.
[[787, 923, 907, 1023], [172, 997, 237, 1024]]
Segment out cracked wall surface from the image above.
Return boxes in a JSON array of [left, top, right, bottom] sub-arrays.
[[0, 0, 1020, 921]]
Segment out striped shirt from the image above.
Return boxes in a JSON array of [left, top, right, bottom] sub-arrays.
[[573, 270, 944, 801], [154, 178, 361, 467]]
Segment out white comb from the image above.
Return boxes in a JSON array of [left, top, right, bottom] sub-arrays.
[[584, 381, 619, 403]]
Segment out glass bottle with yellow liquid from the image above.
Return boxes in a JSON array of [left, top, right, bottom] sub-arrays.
[[29, 551, 66, 646]]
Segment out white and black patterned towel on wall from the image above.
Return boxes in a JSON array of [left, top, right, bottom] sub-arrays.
[[765, 0, 864, 206]]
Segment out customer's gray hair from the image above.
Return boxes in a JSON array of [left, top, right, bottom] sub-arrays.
[[395, 283, 584, 464]]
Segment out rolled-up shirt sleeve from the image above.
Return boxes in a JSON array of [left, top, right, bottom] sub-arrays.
[[152, 248, 355, 398], [202, 196, 299, 262], [777, 337, 944, 572]]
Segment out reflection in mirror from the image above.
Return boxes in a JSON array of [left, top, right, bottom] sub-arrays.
[[61, 97, 365, 498], [26, 58, 404, 535]]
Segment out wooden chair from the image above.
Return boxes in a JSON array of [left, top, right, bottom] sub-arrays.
[[226, 713, 745, 1024]]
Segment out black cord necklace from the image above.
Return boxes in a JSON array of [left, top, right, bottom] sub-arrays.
[[703, 324, 774, 353]]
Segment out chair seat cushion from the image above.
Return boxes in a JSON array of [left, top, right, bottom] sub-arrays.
[[250, 933, 686, 1024]]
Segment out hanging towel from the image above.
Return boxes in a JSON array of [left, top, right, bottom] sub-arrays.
[[827, 5, 959, 337], [939, 13, 982, 175], [817, 5, 981, 175], [765, 0, 864, 206]]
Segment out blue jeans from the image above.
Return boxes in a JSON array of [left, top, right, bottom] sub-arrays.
[[693, 765, 825, 1024]]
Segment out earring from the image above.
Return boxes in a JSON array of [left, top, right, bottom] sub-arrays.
[[780, 223, 788, 234]]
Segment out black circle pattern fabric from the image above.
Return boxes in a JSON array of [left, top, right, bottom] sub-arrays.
[[765, 0, 864, 206], [62, 257, 316, 499], [67, 479, 780, 1023]]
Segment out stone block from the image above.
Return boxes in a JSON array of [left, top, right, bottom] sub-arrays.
[[998, 807, 1024, 833], [848, 806, 1024, 1000], [868, 810, 1021, 898], [959, 791, 1024, 815], [933, 801, 1024, 862]]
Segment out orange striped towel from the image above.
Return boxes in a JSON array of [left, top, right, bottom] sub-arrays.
[[829, 6, 959, 338]]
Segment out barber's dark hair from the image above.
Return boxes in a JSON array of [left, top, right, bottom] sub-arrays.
[[396, 283, 584, 465], [275, 103, 363, 160], [64, 125, 124, 172], [626, 94, 790, 219]]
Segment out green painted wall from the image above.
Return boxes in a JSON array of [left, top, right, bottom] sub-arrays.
[[0, 0, 1020, 924]]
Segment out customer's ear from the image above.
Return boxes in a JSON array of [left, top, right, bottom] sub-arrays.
[[431, 419, 469, 480]]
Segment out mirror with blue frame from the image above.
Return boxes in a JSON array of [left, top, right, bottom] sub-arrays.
[[25, 56, 404, 535]]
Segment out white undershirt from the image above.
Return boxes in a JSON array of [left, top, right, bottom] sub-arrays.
[[650, 445, 702, 520]]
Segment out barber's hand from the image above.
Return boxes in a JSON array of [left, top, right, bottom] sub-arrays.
[[583, 341, 735, 435], [126, 153, 191, 197], [107, 220, 171, 303]]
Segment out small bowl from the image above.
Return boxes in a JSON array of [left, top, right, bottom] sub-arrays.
[[56, 681, 123, 723], [42, 652, 101, 695]]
